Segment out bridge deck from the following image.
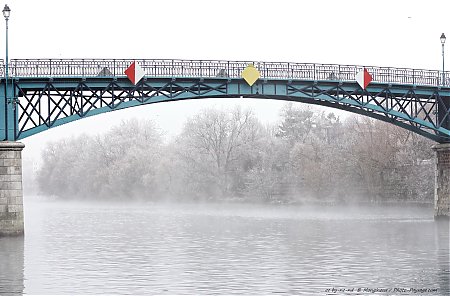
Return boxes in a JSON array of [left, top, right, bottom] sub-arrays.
[[1, 59, 449, 87]]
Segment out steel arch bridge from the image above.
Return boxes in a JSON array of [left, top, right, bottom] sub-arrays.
[[1, 59, 449, 142]]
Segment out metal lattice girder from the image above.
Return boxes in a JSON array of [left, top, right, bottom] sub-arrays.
[[10, 76, 450, 143]]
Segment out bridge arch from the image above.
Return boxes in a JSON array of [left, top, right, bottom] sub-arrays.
[[1, 59, 449, 143]]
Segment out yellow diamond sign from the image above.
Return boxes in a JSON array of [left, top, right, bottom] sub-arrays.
[[241, 64, 260, 86]]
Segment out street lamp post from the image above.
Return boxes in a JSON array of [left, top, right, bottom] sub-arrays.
[[441, 33, 446, 86], [2, 4, 10, 105]]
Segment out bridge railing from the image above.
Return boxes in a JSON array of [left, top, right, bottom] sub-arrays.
[[3, 58, 449, 87]]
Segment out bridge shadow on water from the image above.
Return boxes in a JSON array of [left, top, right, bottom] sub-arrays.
[[0, 236, 24, 295]]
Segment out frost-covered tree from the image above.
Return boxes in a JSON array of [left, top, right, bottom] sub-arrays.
[[175, 106, 263, 198], [36, 104, 435, 203], [37, 119, 164, 200], [245, 125, 291, 202]]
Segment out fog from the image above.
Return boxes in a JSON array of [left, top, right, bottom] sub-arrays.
[[2, 0, 449, 294], [27, 103, 435, 205], [11, 103, 449, 294], [1, 199, 446, 295]]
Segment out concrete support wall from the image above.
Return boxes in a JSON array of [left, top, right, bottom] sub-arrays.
[[433, 143, 450, 219], [0, 142, 25, 236]]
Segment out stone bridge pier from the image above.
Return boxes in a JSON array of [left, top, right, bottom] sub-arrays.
[[433, 143, 450, 219], [0, 142, 25, 236]]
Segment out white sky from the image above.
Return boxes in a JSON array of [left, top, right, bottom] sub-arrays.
[[3, 0, 449, 161]]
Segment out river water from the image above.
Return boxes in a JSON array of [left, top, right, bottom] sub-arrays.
[[0, 201, 449, 295]]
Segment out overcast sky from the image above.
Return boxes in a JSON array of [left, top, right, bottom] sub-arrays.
[[3, 0, 449, 160]]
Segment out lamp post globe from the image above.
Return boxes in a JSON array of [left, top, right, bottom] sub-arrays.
[[2, 4, 10, 20]]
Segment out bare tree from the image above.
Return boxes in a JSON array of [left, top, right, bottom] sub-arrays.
[[176, 106, 263, 198], [37, 119, 164, 200]]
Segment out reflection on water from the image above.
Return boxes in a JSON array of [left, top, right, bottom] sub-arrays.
[[435, 220, 450, 294], [2, 202, 449, 295], [0, 236, 24, 295]]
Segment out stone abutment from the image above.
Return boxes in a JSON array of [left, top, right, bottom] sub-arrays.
[[0, 142, 25, 236], [433, 143, 450, 219]]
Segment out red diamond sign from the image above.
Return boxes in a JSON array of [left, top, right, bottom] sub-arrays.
[[125, 61, 145, 85], [355, 68, 372, 89]]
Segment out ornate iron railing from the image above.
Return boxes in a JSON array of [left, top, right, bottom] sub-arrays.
[[2, 58, 450, 87]]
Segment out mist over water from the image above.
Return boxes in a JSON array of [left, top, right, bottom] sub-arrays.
[[1, 200, 446, 295]]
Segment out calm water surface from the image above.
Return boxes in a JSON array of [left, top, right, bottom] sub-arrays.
[[0, 201, 449, 295]]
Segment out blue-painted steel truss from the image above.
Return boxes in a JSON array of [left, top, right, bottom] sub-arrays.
[[1, 59, 450, 142]]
